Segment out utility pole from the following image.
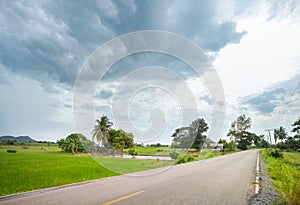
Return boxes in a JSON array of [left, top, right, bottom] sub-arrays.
[[265, 129, 273, 144]]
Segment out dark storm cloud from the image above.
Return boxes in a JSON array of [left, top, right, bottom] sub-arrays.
[[0, 0, 246, 91]]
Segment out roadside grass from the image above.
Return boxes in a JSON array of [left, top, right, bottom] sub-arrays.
[[123, 147, 200, 157], [124, 146, 171, 156], [261, 150, 300, 205], [173, 149, 231, 164], [94, 156, 174, 174], [198, 149, 223, 160], [0, 146, 172, 196]]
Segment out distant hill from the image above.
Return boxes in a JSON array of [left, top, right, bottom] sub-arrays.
[[0, 135, 37, 142]]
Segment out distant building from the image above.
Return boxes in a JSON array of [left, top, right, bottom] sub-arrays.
[[202, 138, 223, 151]]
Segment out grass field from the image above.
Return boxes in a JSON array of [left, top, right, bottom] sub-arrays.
[[261, 150, 300, 204], [0, 145, 173, 196], [124, 146, 171, 156], [94, 156, 173, 174]]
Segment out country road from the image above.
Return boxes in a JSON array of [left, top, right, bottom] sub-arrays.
[[0, 150, 258, 205]]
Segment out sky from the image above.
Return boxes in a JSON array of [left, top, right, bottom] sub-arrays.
[[0, 0, 299, 144]]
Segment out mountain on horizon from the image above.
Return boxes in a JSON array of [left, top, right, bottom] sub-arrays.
[[0, 135, 37, 142]]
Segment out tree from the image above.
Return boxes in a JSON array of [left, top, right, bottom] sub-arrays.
[[227, 140, 238, 151], [289, 117, 300, 150], [227, 114, 251, 139], [58, 133, 93, 154], [190, 118, 209, 151], [291, 117, 300, 138], [227, 115, 257, 150], [171, 127, 193, 149], [218, 139, 228, 150], [91, 115, 113, 150], [274, 126, 287, 144], [124, 132, 134, 149], [171, 118, 209, 151], [254, 135, 270, 148], [107, 129, 134, 157]]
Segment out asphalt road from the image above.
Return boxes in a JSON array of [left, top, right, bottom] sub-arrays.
[[0, 150, 258, 205]]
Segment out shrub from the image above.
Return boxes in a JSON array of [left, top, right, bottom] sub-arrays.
[[267, 149, 283, 159], [169, 151, 180, 160], [128, 149, 138, 156], [175, 155, 195, 164], [176, 157, 185, 164], [227, 140, 238, 151], [199, 149, 213, 159], [7, 150, 17, 153]]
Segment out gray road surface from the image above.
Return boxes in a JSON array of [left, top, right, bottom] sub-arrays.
[[0, 150, 258, 205]]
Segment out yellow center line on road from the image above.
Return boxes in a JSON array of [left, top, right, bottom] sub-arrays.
[[101, 190, 145, 205]]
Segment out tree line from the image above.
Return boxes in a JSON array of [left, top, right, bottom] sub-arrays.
[[58, 114, 300, 154], [225, 115, 300, 150], [58, 116, 134, 154], [170, 115, 300, 151]]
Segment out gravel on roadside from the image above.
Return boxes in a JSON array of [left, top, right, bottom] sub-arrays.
[[249, 154, 282, 205]]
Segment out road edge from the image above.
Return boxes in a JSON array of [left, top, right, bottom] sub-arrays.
[[254, 151, 260, 194]]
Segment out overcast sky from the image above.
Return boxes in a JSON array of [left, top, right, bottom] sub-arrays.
[[0, 0, 299, 144]]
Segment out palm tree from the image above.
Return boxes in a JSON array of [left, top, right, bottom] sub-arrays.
[[92, 115, 113, 151], [274, 126, 287, 144]]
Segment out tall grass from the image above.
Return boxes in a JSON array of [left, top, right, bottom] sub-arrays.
[[261, 149, 300, 204]]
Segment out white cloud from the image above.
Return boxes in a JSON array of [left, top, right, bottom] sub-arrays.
[[214, 1, 300, 99], [213, 0, 300, 138]]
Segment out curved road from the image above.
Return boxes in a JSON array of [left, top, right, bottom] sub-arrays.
[[0, 150, 258, 205]]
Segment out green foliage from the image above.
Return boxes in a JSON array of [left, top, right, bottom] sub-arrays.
[[266, 149, 283, 159], [171, 118, 208, 151], [190, 118, 209, 151], [261, 150, 300, 204], [176, 155, 195, 164], [291, 117, 300, 134], [1, 140, 17, 145], [171, 127, 193, 149], [226, 140, 238, 151], [256, 138, 271, 148], [228, 114, 252, 135], [58, 133, 93, 153], [107, 129, 134, 154], [218, 139, 228, 150], [92, 115, 113, 148], [277, 136, 300, 151], [128, 149, 137, 156], [169, 151, 180, 160], [227, 115, 261, 150], [146, 143, 169, 147], [274, 126, 287, 144], [124, 133, 134, 148], [6, 149, 17, 153]]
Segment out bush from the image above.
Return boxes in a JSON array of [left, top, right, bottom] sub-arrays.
[[176, 155, 195, 164], [226, 140, 238, 152], [128, 149, 137, 156], [169, 151, 180, 160], [7, 150, 17, 153], [267, 149, 283, 159]]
